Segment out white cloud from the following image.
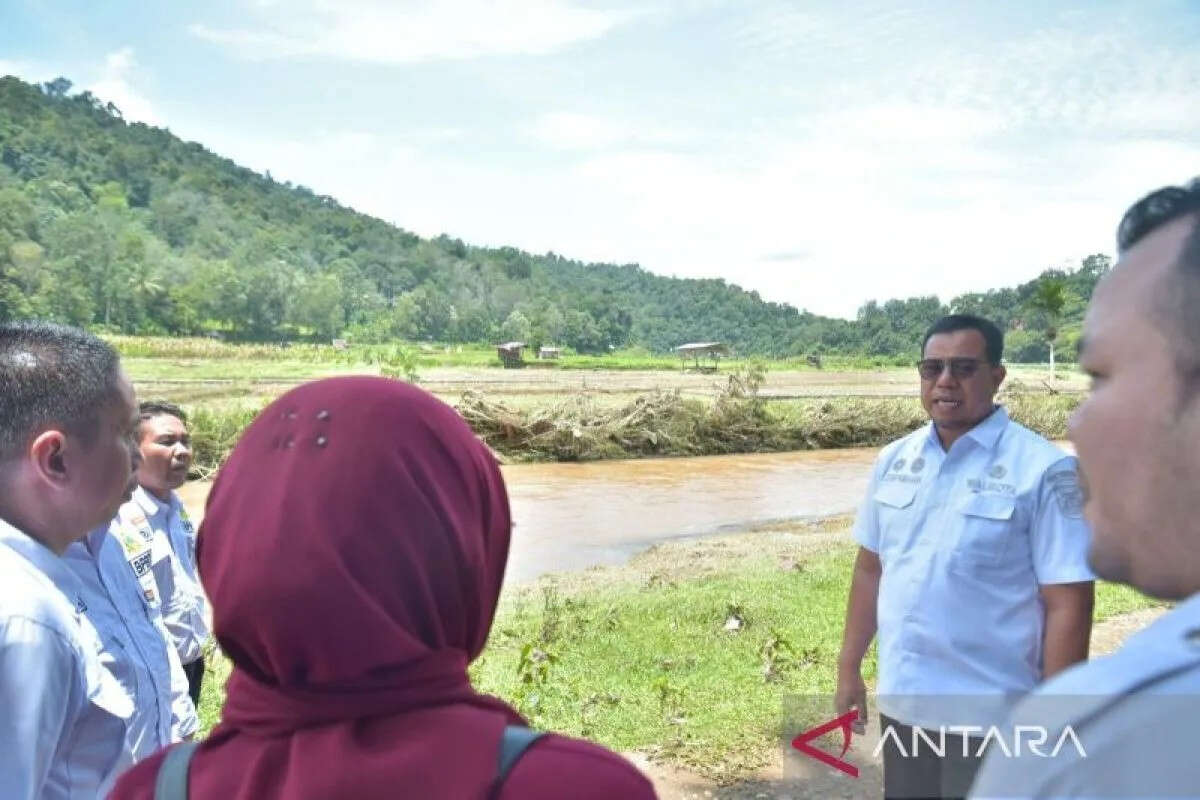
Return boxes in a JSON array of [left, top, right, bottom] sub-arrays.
[[191, 0, 639, 64], [144, 2, 1200, 319], [176, 93, 1200, 320], [87, 47, 160, 125], [528, 112, 693, 151], [0, 60, 32, 78]]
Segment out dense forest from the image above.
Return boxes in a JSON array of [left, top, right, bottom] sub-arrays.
[[0, 75, 1108, 360]]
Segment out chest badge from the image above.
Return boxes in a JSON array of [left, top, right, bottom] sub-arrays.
[[892, 458, 907, 472], [989, 464, 1007, 479], [910, 457, 925, 473]]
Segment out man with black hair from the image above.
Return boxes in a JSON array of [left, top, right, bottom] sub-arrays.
[[0, 321, 139, 798], [835, 313, 1095, 799], [116, 400, 210, 705], [971, 179, 1200, 797]]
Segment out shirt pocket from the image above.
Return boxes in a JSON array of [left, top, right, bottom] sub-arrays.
[[953, 492, 1017, 568], [873, 481, 918, 558]]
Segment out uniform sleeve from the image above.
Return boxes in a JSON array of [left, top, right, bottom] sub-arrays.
[[852, 460, 884, 553], [152, 531, 207, 666], [162, 617, 199, 740], [0, 616, 81, 800], [150, 604, 199, 743], [1029, 457, 1095, 585]]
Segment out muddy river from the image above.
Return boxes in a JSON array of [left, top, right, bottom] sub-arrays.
[[178, 448, 881, 584], [179, 441, 1073, 583]]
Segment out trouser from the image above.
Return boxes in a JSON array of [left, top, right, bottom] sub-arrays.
[[183, 656, 206, 707], [879, 714, 988, 800]]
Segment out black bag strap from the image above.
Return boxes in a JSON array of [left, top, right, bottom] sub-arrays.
[[153, 740, 200, 800], [489, 725, 547, 800]]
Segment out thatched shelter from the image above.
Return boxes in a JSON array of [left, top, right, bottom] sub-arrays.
[[496, 341, 526, 368], [674, 342, 731, 370]]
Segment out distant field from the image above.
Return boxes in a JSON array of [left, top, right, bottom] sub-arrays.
[[129, 362, 1086, 411], [114, 335, 1087, 472], [116, 335, 1088, 409], [112, 336, 1088, 394]]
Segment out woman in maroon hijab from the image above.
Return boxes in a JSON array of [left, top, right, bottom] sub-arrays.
[[111, 377, 656, 799]]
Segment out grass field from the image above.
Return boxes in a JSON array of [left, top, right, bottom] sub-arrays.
[[193, 522, 1162, 781]]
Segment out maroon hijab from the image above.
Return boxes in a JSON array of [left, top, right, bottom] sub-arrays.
[[120, 377, 527, 798]]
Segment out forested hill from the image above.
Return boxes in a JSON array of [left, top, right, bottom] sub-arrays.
[[0, 75, 1108, 359]]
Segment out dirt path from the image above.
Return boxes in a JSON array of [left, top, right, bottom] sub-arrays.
[[626, 604, 1166, 800]]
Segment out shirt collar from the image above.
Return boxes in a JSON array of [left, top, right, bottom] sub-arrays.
[[927, 405, 1009, 452], [0, 515, 87, 600], [1138, 592, 1200, 649], [964, 405, 1010, 451], [133, 485, 172, 518]]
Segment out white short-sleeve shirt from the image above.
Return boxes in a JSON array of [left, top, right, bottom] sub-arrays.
[[125, 488, 210, 666], [62, 523, 199, 758], [970, 593, 1200, 799], [853, 407, 1094, 728], [0, 517, 132, 800]]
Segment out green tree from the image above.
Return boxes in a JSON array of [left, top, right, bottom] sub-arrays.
[[499, 310, 532, 343], [292, 272, 345, 339], [1026, 277, 1067, 377]]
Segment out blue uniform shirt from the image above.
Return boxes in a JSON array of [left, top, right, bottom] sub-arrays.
[[0, 517, 133, 800], [970, 593, 1200, 799], [126, 487, 210, 666], [854, 406, 1094, 728], [62, 523, 199, 761]]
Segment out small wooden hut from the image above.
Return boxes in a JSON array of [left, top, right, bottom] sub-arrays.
[[496, 341, 526, 368], [538, 346, 562, 360], [674, 342, 731, 370]]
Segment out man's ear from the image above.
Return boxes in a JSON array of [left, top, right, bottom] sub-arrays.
[[29, 430, 70, 486], [992, 364, 1008, 391]]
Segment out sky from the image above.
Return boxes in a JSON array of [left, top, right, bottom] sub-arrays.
[[2, 0, 1198, 318]]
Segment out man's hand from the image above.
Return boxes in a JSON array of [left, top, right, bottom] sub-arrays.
[[834, 665, 868, 734], [835, 547, 881, 734]]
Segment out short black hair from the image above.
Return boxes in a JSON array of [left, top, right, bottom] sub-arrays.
[[921, 314, 1004, 365], [138, 400, 187, 426], [0, 321, 122, 462], [1117, 178, 1200, 255], [1117, 178, 1200, 401]]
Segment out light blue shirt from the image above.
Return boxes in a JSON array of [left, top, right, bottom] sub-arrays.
[[62, 522, 199, 760], [0, 517, 132, 800], [854, 406, 1094, 728], [970, 594, 1200, 799], [126, 487, 210, 666]]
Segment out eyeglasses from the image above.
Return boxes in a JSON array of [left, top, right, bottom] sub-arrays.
[[916, 357, 987, 380]]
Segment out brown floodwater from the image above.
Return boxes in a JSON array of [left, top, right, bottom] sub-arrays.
[[177, 441, 1073, 584], [176, 447, 880, 584]]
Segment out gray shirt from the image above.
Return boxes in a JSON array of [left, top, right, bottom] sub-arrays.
[[970, 593, 1200, 799]]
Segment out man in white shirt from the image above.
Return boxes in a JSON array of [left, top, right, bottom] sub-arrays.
[[835, 314, 1095, 799], [63, 518, 200, 759], [970, 178, 1200, 798], [0, 321, 140, 799], [120, 400, 210, 705]]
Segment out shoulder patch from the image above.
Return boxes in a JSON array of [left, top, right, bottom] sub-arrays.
[[1047, 470, 1085, 518]]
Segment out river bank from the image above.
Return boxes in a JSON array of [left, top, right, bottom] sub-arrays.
[[179, 368, 1081, 474]]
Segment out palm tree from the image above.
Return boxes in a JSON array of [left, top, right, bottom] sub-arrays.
[[1026, 278, 1066, 379]]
